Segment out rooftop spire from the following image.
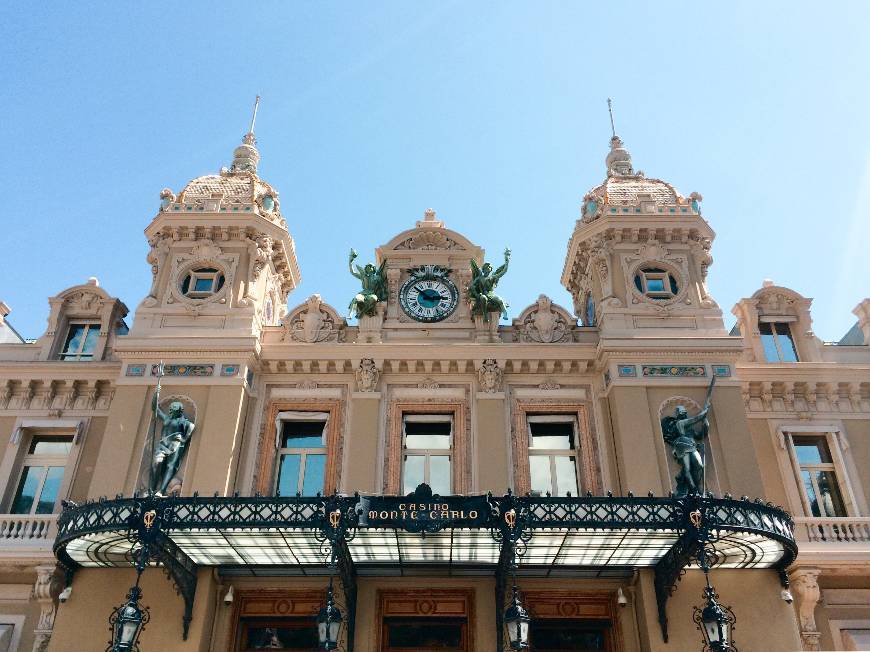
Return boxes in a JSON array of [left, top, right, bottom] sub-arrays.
[[230, 95, 261, 174], [604, 98, 633, 176], [607, 97, 616, 138]]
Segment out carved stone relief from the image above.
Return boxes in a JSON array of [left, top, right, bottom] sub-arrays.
[[516, 295, 574, 343], [478, 359, 502, 393], [356, 359, 380, 392], [282, 294, 344, 343]]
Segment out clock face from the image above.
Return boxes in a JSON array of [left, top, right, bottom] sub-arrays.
[[400, 272, 459, 322]]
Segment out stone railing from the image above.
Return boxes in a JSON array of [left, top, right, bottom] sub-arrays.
[[794, 516, 870, 543], [0, 514, 56, 548]]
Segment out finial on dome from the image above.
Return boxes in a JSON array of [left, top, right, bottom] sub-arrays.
[[230, 95, 261, 174], [416, 207, 444, 228], [604, 98, 634, 177]]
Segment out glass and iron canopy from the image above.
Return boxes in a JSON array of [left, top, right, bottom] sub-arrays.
[[54, 487, 796, 643]]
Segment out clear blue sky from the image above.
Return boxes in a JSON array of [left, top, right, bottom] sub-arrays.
[[2, 2, 868, 341]]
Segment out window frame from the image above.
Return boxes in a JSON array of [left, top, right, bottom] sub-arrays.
[[759, 319, 799, 362], [526, 415, 581, 497], [633, 266, 679, 301], [257, 402, 344, 497], [784, 430, 857, 517], [1, 421, 84, 516], [512, 401, 601, 497], [58, 322, 101, 361], [401, 415, 453, 495], [274, 418, 328, 497], [180, 267, 225, 299], [385, 401, 467, 495]]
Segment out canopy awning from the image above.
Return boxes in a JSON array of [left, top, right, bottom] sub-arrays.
[[53, 487, 797, 643]]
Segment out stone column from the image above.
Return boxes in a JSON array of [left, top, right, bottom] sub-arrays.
[[32, 564, 58, 652], [790, 567, 822, 651]]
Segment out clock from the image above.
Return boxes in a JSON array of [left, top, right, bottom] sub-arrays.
[[399, 266, 459, 322]]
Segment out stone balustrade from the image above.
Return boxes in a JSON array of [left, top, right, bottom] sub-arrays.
[[794, 516, 870, 543], [0, 514, 55, 547]]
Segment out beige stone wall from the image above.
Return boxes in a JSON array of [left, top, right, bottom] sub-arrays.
[[48, 567, 217, 652], [343, 394, 381, 494], [635, 568, 802, 651]]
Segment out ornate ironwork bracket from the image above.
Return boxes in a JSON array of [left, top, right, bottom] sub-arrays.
[[316, 494, 359, 652], [152, 533, 198, 639], [490, 491, 533, 652]]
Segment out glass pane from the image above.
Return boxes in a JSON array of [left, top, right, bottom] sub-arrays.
[[775, 322, 799, 361], [816, 470, 847, 517], [646, 277, 665, 293], [802, 470, 821, 517], [11, 466, 45, 514], [242, 620, 318, 650], [669, 274, 679, 295], [36, 466, 64, 514], [555, 455, 579, 496], [82, 326, 100, 354], [276, 454, 301, 496], [404, 421, 451, 449], [281, 421, 325, 448], [193, 277, 214, 292], [386, 619, 464, 647], [29, 435, 73, 455], [529, 456, 552, 496], [792, 436, 831, 464], [759, 322, 781, 362], [62, 325, 86, 354], [529, 422, 574, 450], [531, 621, 606, 650], [403, 455, 424, 494], [429, 455, 451, 495], [301, 454, 325, 496]]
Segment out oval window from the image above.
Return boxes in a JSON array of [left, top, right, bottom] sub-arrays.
[[634, 267, 679, 300], [181, 268, 225, 298]]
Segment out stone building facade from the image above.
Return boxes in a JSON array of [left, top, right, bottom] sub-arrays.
[[0, 124, 867, 652]]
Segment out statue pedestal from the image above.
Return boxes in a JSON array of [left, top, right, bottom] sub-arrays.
[[358, 304, 385, 343], [473, 312, 501, 343]]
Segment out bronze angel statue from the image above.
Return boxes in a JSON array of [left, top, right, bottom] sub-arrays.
[[347, 248, 387, 319], [469, 248, 511, 321], [661, 377, 715, 497]]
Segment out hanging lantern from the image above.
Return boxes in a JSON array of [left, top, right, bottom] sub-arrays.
[[503, 584, 530, 650], [317, 583, 343, 651], [109, 585, 149, 652], [693, 583, 737, 651]]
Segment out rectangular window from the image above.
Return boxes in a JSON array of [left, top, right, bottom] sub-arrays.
[[10, 434, 73, 515], [239, 618, 317, 651], [791, 434, 848, 517], [528, 417, 580, 497], [530, 620, 610, 651], [383, 617, 467, 651], [402, 416, 452, 495], [276, 421, 326, 497], [58, 323, 100, 361], [760, 322, 799, 362]]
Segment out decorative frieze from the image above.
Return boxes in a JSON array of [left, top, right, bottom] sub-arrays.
[[150, 363, 215, 377], [642, 365, 706, 377]]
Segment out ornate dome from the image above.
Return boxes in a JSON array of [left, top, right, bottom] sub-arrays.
[[580, 135, 700, 223], [157, 132, 286, 227]]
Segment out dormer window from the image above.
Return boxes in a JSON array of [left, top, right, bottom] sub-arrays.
[[180, 268, 225, 299], [634, 267, 679, 300], [760, 320, 799, 362], [58, 323, 99, 361]]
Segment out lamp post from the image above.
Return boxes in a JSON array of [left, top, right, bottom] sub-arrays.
[[108, 509, 157, 652], [317, 578, 343, 651], [692, 573, 737, 651], [108, 585, 149, 652], [503, 584, 530, 650]]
